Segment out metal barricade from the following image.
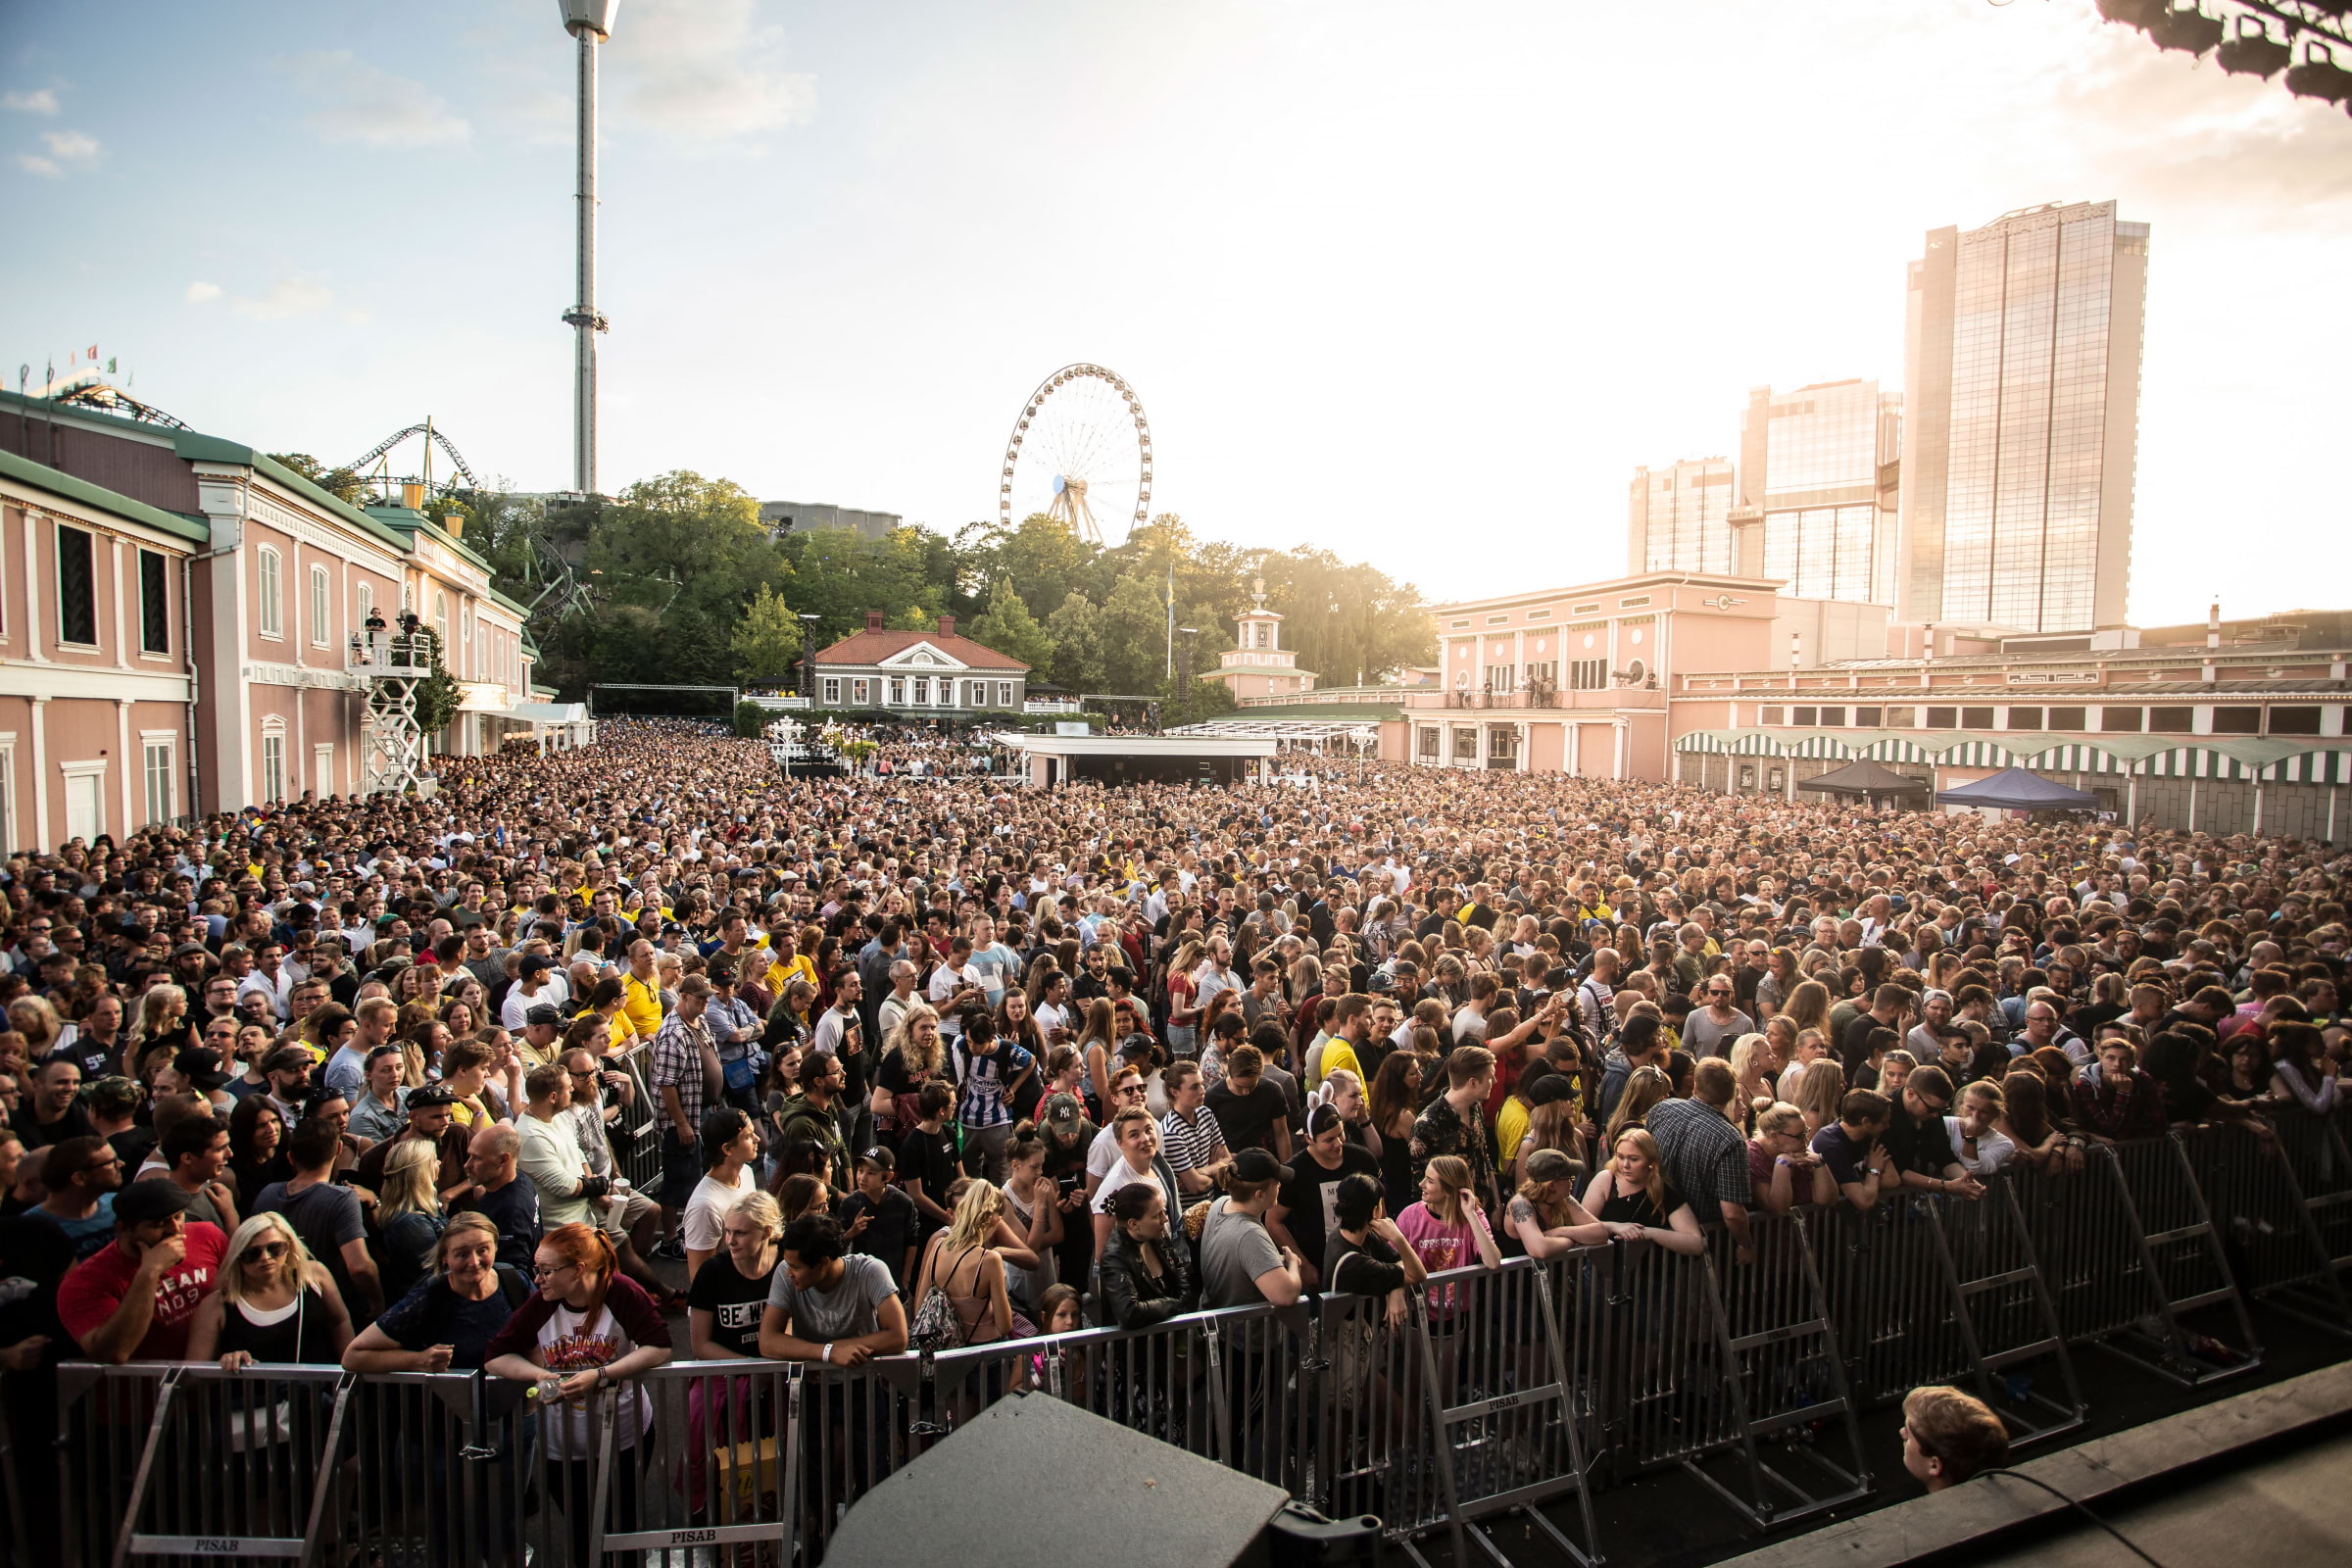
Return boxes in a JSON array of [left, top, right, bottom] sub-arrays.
[[610, 1045, 663, 1197], [97, 1362, 355, 1564], [1810, 1193, 1977, 1406], [1403, 1257, 1596, 1567], [345, 1371, 529, 1567], [1925, 1178, 2084, 1446], [2184, 1114, 2352, 1336]]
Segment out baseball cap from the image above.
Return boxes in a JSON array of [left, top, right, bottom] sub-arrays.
[[1042, 1093, 1083, 1125], [406, 1083, 460, 1108], [1230, 1149, 1294, 1185], [858, 1146, 896, 1173], [260, 1047, 315, 1076], [1524, 1148, 1576, 1185], [115, 1181, 194, 1225], [172, 942, 210, 959], [523, 1004, 564, 1029], [519, 955, 555, 976]]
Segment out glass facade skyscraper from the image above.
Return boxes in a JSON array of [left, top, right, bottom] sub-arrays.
[[1627, 457, 1735, 576], [1897, 201, 2147, 634], [1737, 379, 1901, 605]]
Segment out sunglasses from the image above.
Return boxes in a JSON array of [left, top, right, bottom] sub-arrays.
[[244, 1240, 290, 1262]]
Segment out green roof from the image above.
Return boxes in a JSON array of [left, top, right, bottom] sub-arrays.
[[488, 585, 534, 619], [359, 504, 497, 575], [172, 432, 414, 553], [0, 446, 211, 547], [529, 683, 561, 698]]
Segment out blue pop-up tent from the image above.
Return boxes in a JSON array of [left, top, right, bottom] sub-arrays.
[[1935, 766, 2098, 812]]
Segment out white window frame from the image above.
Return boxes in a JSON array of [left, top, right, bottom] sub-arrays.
[[257, 547, 284, 639], [889, 678, 906, 706], [911, 676, 931, 706], [821, 677, 842, 706], [314, 743, 335, 800], [0, 736, 16, 851], [997, 681, 1013, 708], [309, 564, 330, 647], [357, 581, 374, 632], [141, 732, 175, 826], [137, 548, 172, 658], [261, 724, 287, 804], [56, 521, 101, 648], [60, 758, 108, 840], [433, 590, 450, 652]]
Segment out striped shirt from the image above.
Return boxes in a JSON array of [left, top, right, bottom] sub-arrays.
[[1158, 1106, 1227, 1175], [953, 1039, 1033, 1130]]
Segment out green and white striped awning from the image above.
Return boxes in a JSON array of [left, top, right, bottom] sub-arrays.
[[1855, 735, 1936, 763], [2016, 741, 2132, 775], [1935, 738, 2016, 768], [2262, 750, 2352, 785], [1790, 734, 1853, 759], [2139, 746, 2256, 780]]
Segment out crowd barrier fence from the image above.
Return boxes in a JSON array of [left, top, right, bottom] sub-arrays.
[[18, 1115, 2352, 1567]]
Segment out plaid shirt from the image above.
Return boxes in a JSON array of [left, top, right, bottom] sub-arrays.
[[1647, 1096, 1754, 1209], [649, 1011, 715, 1136]]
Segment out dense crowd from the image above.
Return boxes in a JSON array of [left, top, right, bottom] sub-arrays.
[[1, 714, 2343, 1536]]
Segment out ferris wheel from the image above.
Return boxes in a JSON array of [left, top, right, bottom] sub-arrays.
[[999, 364, 1153, 543]]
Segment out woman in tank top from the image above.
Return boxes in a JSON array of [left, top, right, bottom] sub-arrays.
[[186, 1211, 354, 1368]]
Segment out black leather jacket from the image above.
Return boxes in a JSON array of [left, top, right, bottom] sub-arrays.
[[1099, 1230, 1198, 1330]]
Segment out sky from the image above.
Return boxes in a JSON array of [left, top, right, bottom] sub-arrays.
[[5, 0, 2349, 626]]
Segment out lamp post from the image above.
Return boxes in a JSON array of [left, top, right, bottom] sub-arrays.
[[559, 2, 616, 497], [1177, 626, 1199, 723]]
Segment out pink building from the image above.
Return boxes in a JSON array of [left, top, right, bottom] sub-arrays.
[[1207, 578, 1316, 702], [1, 390, 542, 848], [1384, 570, 1785, 778]]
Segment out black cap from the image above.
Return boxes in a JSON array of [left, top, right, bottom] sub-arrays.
[[1230, 1149, 1293, 1185], [406, 1084, 460, 1108], [174, 1047, 231, 1092], [523, 1004, 564, 1029], [519, 954, 555, 976], [115, 1180, 194, 1225]]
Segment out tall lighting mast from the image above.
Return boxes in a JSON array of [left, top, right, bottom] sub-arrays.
[[559, 1, 616, 497]]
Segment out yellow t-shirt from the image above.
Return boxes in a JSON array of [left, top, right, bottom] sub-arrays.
[[620, 973, 665, 1040], [766, 953, 817, 999], [1494, 1095, 1531, 1167], [1313, 1038, 1362, 1094]]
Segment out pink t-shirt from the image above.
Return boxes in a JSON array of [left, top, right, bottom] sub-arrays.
[[1396, 1200, 1479, 1318]]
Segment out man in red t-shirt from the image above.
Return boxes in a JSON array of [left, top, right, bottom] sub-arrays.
[[58, 1181, 227, 1363]]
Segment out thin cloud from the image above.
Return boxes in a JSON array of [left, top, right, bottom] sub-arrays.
[[13, 154, 61, 178], [612, 0, 816, 147], [41, 129, 100, 164], [278, 50, 470, 148], [3, 88, 59, 115], [231, 277, 335, 321], [184, 280, 221, 303]]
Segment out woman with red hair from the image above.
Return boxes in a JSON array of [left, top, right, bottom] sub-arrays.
[[485, 1222, 674, 1558]]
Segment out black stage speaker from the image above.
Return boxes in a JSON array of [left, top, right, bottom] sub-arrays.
[[823, 1393, 1381, 1567]]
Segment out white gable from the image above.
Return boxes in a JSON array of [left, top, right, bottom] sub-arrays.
[[873, 641, 968, 671]]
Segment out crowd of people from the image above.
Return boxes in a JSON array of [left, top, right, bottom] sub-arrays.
[[0, 712, 2343, 1534]]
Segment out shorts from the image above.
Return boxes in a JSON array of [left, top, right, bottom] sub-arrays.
[[598, 1187, 659, 1237], [659, 1127, 699, 1208]]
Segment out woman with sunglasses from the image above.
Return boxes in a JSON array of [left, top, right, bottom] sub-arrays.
[[186, 1212, 352, 1368]]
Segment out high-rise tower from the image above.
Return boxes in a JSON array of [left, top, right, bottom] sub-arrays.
[[1896, 200, 2147, 633]]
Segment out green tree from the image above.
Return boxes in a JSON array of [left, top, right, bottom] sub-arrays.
[[269, 452, 368, 508], [729, 584, 807, 685], [1043, 591, 1104, 692], [1098, 572, 1174, 696], [967, 583, 1055, 674], [984, 514, 1109, 622]]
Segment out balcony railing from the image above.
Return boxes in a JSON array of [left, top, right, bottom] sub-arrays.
[[345, 632, 435, 678]]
